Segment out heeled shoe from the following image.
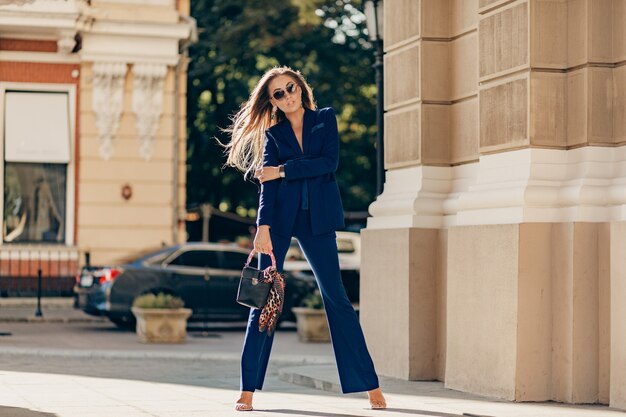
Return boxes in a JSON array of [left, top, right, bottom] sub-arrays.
[[368, 388, 387, 410], [235, 402, 253, 411], [369, 399, 387, 410]]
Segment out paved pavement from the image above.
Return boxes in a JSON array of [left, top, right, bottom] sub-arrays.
[[0, 298, 623, 417]]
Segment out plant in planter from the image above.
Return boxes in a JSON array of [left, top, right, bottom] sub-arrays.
[[131, 293, 192, 344], [291, 289, 331, 342]]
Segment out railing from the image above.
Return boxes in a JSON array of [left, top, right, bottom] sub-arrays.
[[0, 246, 80, 297]]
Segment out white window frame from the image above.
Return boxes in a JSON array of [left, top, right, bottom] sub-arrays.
[[0, 82, 77, 246]]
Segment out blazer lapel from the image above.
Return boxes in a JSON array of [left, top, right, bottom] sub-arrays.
[[302, 107, 315, 155], [278, 107, 316, 156], [279, 119, 302, 156]]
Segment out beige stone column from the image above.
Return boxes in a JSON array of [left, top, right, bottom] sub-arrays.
[[446, 222, 610, 402], [446, 224, 522, 399], [364, 0, 624, 408], [446, 0, 621, 402], [361, 228, 440, 380], [610, 222, 626, 409], [362, 0, 467, 382]]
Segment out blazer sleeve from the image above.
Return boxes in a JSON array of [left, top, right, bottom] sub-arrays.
[[256, 130, 280, 228], [282, 107, 339, 180]]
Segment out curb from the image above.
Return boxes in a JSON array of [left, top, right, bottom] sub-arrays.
[[278, 364, 345, 395], [0, 346, 335, 365], [0, 317, 107, 323], [0, 297, 74, 308]]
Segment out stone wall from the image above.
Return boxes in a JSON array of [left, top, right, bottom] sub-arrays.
[[363, 0, 626, 409]]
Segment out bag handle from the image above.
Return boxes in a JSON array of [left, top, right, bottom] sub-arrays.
[[245, 249, 276, 269]]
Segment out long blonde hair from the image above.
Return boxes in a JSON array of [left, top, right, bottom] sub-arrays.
[[222, 66, 316, 180]]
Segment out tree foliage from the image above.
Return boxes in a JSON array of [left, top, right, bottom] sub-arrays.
[[187, 0, 377, 221]]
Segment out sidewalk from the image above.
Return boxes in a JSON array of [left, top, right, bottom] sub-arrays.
[[0, 297, 105, 323], [0, 299, 622, 417]]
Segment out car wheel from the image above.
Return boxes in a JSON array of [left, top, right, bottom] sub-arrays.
[[110, 316, 136, 330]]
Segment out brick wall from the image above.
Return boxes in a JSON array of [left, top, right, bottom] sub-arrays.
[[0, 38, 58, 53]]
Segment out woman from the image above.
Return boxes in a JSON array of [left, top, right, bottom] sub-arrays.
[[224, 66, 387, 412]]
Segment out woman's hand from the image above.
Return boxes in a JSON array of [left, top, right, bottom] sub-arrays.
[[254, 166, 280, 183], [254, 225, 273, 254]]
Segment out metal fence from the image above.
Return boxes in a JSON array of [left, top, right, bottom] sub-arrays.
[[0, 247, 79, 297]]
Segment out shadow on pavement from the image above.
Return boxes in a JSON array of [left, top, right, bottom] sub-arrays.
[[260, 410, 375, 417], [0, 406, 57, 417], [260, 408, 465, 417]]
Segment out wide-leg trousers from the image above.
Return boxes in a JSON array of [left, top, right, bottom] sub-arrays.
[[240, 207, 380, 394]]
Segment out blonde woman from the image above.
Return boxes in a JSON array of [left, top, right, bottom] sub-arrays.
[[224, 66, 386, 411]]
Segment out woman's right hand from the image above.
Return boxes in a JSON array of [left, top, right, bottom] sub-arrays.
[[254, 225, 273, 254]]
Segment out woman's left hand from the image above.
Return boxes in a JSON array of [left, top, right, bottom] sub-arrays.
[[255, 166, 280, 183]]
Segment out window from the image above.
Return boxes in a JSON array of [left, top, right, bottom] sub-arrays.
[[3, 91, 71, 244], [221, 251, 250, 270], [168, 250, 220, 269], [4, 163, 66, 243]]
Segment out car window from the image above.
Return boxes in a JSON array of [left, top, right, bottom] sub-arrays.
[[142, 247, 178, 265], [112, 245, 177, 265], [221, 251, 250, 270], [336, 239, 355, 254], [168, 250, 220, 268]]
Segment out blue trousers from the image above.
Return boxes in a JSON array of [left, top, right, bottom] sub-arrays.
[[240, 207, 380, 394]]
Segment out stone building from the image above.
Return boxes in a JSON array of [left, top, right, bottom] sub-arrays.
[[0, 0, 192, 293], [362, 0, 626, 410]]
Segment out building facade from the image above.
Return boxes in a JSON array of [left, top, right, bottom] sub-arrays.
[[0, 0, 192, 294], [362, 0, 626, 410]]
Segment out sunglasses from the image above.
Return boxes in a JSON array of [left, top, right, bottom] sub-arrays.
[[272, 82, 298, 101]]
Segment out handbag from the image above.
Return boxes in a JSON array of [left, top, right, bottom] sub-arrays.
[[236, 249, 286, 335], [236, 250, 273, 309]]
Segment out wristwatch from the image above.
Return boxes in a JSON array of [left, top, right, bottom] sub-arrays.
[[278, 165, 285, 178]]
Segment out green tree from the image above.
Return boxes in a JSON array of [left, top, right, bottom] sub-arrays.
[[187, 0, 377, 222]]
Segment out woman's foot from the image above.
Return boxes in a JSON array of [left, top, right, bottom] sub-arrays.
[[367, 387, 386, 409], [235, 391, 254, 411]]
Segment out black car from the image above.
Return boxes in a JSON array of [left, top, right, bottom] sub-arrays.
[[73, 243, 316, 328]]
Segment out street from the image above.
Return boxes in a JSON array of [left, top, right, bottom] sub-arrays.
[[0, 320, 623, 417], [0, 300, 623, 417]]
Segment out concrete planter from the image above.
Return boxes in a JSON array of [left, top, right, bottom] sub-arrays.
[[131, 307, 192, 344], [291, 307, 330, 342]]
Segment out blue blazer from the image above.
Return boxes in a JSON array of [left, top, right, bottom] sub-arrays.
[[256, 106, 345, 237]]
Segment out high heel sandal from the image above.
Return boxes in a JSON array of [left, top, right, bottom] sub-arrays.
[[235, 402, 253, 412], [235, 393, 254, 412], [369, 399, 387, 410], [368, 388, 387, 410]]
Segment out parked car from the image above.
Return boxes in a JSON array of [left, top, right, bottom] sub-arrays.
[[283, 231, 361, 303], [73, 243, 316, 329]]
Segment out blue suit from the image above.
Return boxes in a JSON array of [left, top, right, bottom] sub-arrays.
[[256, 106, 345, 237], [240, 106, 380, 394]]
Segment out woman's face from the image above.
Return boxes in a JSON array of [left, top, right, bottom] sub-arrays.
[[268, 75, 302, 115]]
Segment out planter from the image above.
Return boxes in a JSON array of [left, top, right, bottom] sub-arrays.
[[131, 307, 192, 344], [291, 307, 331, 342]]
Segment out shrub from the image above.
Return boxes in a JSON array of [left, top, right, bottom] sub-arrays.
[[300, 289, 324, 309], [132, 292, 185, 309]]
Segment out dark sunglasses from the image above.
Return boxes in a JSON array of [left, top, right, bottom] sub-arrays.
[[272, 82, 298, 101]]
